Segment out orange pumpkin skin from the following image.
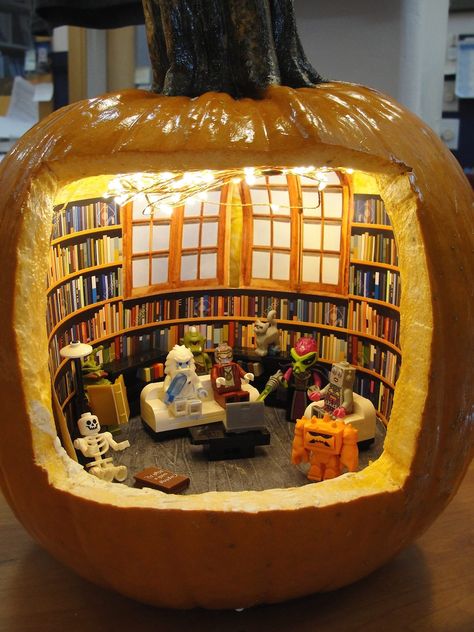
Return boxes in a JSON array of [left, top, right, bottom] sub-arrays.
[[0, 84, 472, 609]]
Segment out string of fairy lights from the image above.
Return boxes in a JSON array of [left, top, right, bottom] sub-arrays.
[[105, 166, 352, 216]]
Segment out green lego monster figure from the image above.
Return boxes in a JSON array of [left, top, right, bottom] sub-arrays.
[[81, 347, 111, 387], [181, 327, 212, 375]]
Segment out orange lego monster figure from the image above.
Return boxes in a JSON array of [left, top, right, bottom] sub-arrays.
[[291, 413, 359, 481]]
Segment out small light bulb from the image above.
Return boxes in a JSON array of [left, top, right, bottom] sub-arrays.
[[270, 203, 280, 212]]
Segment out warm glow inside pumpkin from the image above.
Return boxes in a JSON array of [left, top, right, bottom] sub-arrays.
[[0, 85, 472, 609]]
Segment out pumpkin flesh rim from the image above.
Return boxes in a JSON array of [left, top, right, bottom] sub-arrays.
[[11, 150, 431, 512]]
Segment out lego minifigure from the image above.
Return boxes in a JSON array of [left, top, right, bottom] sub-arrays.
[[181, 326, 212, 374], [291, 413, 358, 481], [258, 337, 322, 421], [253, 309, 280, 356], [211, 342, 254, 408], [163, 344, 208, 418], [308, 360, 355, 418], [73, 412, 130, 482]]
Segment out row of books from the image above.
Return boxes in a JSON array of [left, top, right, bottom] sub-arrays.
[[48, 234, 122, 285], [51, 199, 121, 240], [347, 300, 400, 346], [347, 335, 399, 385], [350, 232, 398, 266], [355, 375, 394, 424], [137, 363, 165, 382], [349, 266, 401, 305], [46, 269, 123, 330], [352, 194, 391, 226]]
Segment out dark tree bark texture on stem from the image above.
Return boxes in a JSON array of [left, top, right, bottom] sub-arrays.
[[142, 0, 324, 98]]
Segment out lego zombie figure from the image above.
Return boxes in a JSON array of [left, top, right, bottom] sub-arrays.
[[291, 413, 358, 482], [73, 412, 130, 482], [163, 345, 208, 418], [211, 342, 254, 408], [181, 326, 212, 375], [308, 360, 355, 418]]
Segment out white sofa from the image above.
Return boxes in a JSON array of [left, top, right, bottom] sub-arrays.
[[303, 392, 376, 444]]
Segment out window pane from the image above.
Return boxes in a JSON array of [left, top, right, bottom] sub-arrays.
[[200, 252, 217, 279], [252, 250, 270, 278], [250, 188, 270, 209], [324, 171, 341, 185], [302, 221, 322, 250], [323, 224, 341, 250], [273, 220, 291, 248], [322, 255, 340, 284], [182, 222, 200, 248], [151, 223, 170, 251], [302, 189, 321, 217], [270, 189, 290, 214], [203, 190, 221, 213], [132, 258, 149, 287], [184, 198, 201, 216], [272, 252, 290, 280], [201, 221, 218, 247], [181, 254, 198, 281], [132, 195, 149, 219], [267, 174, 288, 186], [132, 225, 149, 253], [324, 191, 343, 218], [151, 256, 168, 284], [302, 254, 321, 283], [253, 219, 271, 246]]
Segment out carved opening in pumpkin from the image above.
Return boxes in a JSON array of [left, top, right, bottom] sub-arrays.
[[45, 165, 402, 494]]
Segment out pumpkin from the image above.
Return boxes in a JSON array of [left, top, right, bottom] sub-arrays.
[[0, 0, 473, 611]]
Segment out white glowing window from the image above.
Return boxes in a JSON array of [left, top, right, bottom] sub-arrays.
[[253, 219, 271, 246], [273, 220, 291, 248], [132, 225, 149, 252], [252, 250, 270, 278], [182, 222, 200, 249], [322, 255, 340, 285], [323, 224, 341, 251], [273, 252, 290, 280], [324, 191, 343, 218], [132, 258, 149, 287], [201, 222, 218, 247], [181, 254, 199, 281], [302, 190, 321, 217], [200, 253, 217, 278], [303, 221, 322, 250], [151, 256, 168, 284], [151, 224, 170, 251], [302, 254, 321, 283]]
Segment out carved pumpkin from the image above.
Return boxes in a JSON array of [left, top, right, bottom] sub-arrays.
[[0, 0, 472, 610]]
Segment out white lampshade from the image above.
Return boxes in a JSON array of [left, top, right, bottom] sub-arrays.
[[59, 341, 93, 359]]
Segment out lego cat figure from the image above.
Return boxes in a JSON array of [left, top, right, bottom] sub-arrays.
[[254, 309, 280, 357]]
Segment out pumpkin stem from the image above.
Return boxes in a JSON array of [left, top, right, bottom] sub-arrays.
[[142, 0, 324, 98]]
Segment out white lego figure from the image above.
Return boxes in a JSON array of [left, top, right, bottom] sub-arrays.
[[308, 360, 355, 418], [253, 309, 280, 356], [163, 345, 208, 417], [73, 412, 130, 482]]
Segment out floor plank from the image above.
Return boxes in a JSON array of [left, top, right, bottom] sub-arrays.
[[112, 406, 386, 493]]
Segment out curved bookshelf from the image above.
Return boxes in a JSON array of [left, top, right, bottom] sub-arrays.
[[50, 224, 123, 247], [47, 261, 123, 294], [351, 259, 399, 272]]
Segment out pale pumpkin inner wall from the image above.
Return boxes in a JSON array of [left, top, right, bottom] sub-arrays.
[[13, 152, 432, 512]]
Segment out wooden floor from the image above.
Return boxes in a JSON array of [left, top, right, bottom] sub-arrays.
[[0, 462, 472, 631], [112, 406, 386, 493]]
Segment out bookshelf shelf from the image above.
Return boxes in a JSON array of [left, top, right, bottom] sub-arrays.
[[350, 259, 399, 272], [48, 296, 124, 343], [351, 223, 394, 232], [347, 294, 400, 313], [50, 225, 123, 247], [47, 261, 123, 294]]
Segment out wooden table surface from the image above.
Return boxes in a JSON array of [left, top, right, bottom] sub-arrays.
[[1, 462, 473, 632]]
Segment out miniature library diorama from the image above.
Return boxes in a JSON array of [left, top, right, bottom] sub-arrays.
[[48, 166, 399, 490]]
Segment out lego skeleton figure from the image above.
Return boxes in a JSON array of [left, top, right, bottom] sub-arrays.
[[292, 413, 358, 481], [163, 344, 208, 417], [308, 360, 355, 418], [73, 412, 130, 482]]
